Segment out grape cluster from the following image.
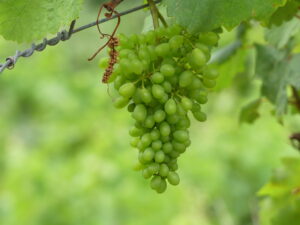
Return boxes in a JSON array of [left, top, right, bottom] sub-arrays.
[[99, 24, 219, 193]]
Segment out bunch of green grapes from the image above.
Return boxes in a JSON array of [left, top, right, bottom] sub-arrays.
[[99, 24, 219, 193]]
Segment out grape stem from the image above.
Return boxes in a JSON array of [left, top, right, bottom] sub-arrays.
[[147, 0, 160, 29]]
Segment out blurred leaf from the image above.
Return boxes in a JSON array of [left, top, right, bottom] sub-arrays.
[[266, 18, 300, 49], [255, 45, 300, 115], [267, 0, 300, 26], [214, 48, 247, 90], [239, 99, 262, 124], [0, 0, 83, 43], [164, 0, 286, 32]]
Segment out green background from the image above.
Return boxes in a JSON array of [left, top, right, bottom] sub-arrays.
[[0, 1, 298, 225]]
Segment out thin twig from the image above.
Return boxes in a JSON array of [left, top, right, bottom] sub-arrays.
[[0, 0, 162, 74]]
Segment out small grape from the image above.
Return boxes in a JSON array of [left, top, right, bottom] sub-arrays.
[[167, 172, 180, 185]]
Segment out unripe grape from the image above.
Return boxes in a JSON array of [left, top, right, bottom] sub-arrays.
[[160, 82, 171, 94], [131, 59, 144, 74], [141, 133, 152, 148], [202, 78, 216, 88], [154, 109, 166, 123], [199, 32, 219, 46], [152, 140, 162, 151], [160, 64, 175, 77], [167, 172, 180, 185], [188, 48, 207, 69], [140, 88, 152, 104], [130, 137, 139, 148], [144, 115, 155, 128], [152, 84, 165, 99], [129, 126, 144, 137], [164, 98, 177, 115], [179, 71, 193, 87], [151, 72, 164, 84], [132, 104, 147, 122], [159, 164, 169, 177], [172, 141, 186, 153], [150, 129, 160, 140], [142, 168, 152, 179], [193, 111, 207, 122], [127, 103, 135, 112], [148, 163, 160, 174], [181, 97, 193, 111], [114, 76, 125, 90], [203, 67, 219, 79], [114, 96, 129, 109], [173, 130, 189, 142], [150, 175, 162, 190], [159, 122, 171, 136], [162, 142, 173, 153], [167, 114, 179, 124], [155, 151, 165, 163], [169, 35, 184, 50], [155, 43, 170, 57], [143, 148, 155, 162], [156, 179, 167, 193], [119, 83, 136, 98]]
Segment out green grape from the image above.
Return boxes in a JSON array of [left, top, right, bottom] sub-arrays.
[[159, 122, 171, 136], [179, 71, 193, 87], [114, 96, 129, 109], [154, 109, 166, 123], [132, 104, 147, 122], [114, 76, 125, 90], [140, 88, 153, 104], [155, 43, 170, 57], [202, 78, 216, 88], [150, 129, 160, 140], [119, 83, 136, 98], [172, 141, 186, 153], [193, 111, 207, 122], [159, 164, 169, 177], [119, 58, 132, 74], [161, 135, 170, 143], [162, 142, 173, 153], [143, 148, 155, 162], [144, 115, 155, 128], [188, 48, 207, 69], [141, 133, 152, 147], [173, 130, 189, 142], [203, 67, 219, 80], [127, 103, 135, 112], [145, 30, 156, 44], [152, 84, 165, 99], [152, 140, 162, 151], [170, 150, 180, 158], [190, 77, 203, 89], [164, 98, 177, 115], [151, 72, 164, 84], [169, 163, 178, 171], [131, 59, 144, 74], [181, 97, 193, 111], [148, 163, 160, 174], [156, 179, 167, 193], [142, 168, 152, 179], [130, 137, 139, 148], [167, 114, 179, 124], [167, 172, 180, 185], [162, 81, 172, 93], [129, 126, 144, 137], [159, 93, 169, 104], [169, 35, 184, 50], [199, 32, 219, 46], [160, 64, 175, 77], [150, 175, 162, 190], [155, 151, 165, 163]]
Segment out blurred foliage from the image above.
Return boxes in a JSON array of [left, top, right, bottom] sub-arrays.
[[0, 1, 300, 225]]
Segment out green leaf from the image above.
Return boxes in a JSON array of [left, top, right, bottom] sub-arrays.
[[267, 0, 300, 26], [255, 45, 300, 115], [0, 0, 84, 43], [239, 99, 262, 124], [164, 0, 286, 32], [266, 18, 300, 49]]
